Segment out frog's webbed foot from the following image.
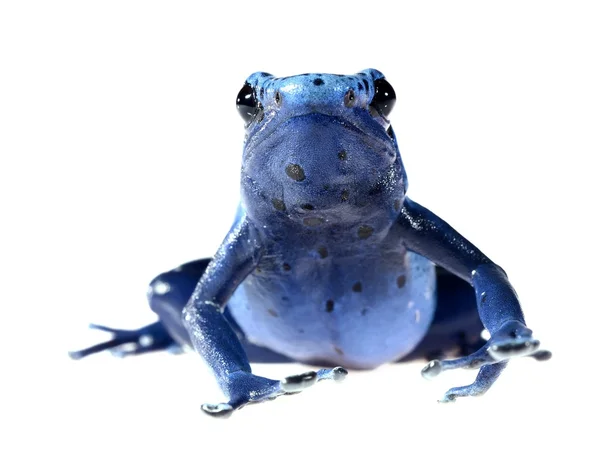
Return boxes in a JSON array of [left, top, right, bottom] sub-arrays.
[[68, 321, 179, 360], [421, 320, 551, 402], [202, 367, 347, 418]]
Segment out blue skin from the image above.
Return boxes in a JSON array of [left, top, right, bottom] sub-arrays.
[[71, 70, 551, 417]]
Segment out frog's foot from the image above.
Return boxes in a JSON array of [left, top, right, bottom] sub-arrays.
[[68, 321, 179, 360], [437, 360, 508, 403], [421, 321, 551, 402], [202, 367, 347, 418]]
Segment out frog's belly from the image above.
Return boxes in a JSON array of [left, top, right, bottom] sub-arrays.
[[227, 251, 436, 369]]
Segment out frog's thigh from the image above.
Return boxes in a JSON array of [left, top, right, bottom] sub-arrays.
[[149, 258, 290, 363], [147, 258, 211, 347], [401, 267, 484, 362]]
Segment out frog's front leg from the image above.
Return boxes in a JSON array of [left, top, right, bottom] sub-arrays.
[[183, 217, 346, 418], [394, 198, 551, 402]]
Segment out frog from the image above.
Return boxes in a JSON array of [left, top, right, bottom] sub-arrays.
[[70, 69, 551, 418]]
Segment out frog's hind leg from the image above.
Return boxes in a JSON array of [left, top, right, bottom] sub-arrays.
[[68, 259, 211, 360], [68, 321, 178, 359], [146, 259, 292, 363], [409, 267, 550, 402], [70, 258, 292, 362]]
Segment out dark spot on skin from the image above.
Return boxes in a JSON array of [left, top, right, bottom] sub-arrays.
[[369, 182, 383, 196], [313, 78, 324, 86], [363, 80, 369, 92], [282, 296, 290, 302], [326, 299, 334, 312], [394, 199, 401, 211], [260, 72, 270, 77], [303, 217, 324, 227], [301, 204, 314, 210], [267, 309, 279, 317], [283, 263, 291, 271], [357, 225, 374, 239], [323, 184, 331, 191], [361, 308, 368, 316], [352, 282, 362, 293], [260, 87, 264, 98], [344, 89, 356, 107], [334, 346, 344, 356], [341, 189, 349, 202], [481, 292, 487, 304], [272, 198, 286, 211], [299, 329, 305, 334], [357, 83, 364, 92], [285, 164, 306, 181], [317, 246, 328, 258], [255, 267, 262, 273], [338, 150, 347, 161], [396, 275, 406, 288]]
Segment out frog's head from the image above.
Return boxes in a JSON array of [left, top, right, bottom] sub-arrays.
[[237, 69, 407, 229]]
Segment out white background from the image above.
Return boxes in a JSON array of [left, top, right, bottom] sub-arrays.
[[1, 1, 598, 448]]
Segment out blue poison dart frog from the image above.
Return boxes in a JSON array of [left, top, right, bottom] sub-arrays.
[[70, 69, 551, 418]]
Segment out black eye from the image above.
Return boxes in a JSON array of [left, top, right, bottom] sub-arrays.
[[368, 78, 396, 120], [236, 83, 260, 125]]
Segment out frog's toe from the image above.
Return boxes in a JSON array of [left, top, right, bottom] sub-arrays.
[[421, 360, 444, 379], [529, 349, 552, 361], [438, 361, 508, 403], [281, 366, 348, 393], [201, 402, 235, 418], [317, 366, 348, 382], [487, 337, 540, 360], [281, 371, 318, 393], [69, 321, 176, 359], [332, 366, 349, 381], [421, 345, 493, 380]]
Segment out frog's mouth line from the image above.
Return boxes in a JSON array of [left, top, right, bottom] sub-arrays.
[[244, 112, 390, 160]]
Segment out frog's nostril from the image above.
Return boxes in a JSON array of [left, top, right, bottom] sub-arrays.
[[344, 89, 356, 108]]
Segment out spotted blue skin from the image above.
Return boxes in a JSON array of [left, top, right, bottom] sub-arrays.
[[70, 70, 551, 418]]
